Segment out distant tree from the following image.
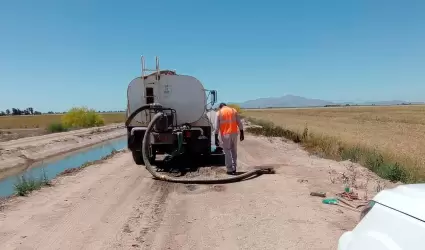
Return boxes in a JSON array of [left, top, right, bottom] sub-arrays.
[[34, 111, 42, 115], [12, 108, 22, 115], [28, 107, 34, 115], [47, 111, 54, 114], [5, 109, 10, 115], [0, 111, 5, 116]]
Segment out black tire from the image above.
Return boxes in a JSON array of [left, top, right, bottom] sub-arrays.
[[132, 150, 145, 165], [131, 150, 155, 165]]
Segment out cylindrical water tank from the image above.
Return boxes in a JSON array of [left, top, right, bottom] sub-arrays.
[[127, 74, 207, 126], [157, 75, 207, 125]]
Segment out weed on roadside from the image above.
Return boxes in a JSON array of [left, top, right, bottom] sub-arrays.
[[375, 180, 385, 193], [245, 117, 424, 184], [47, 122, 68, 133], [246, 118, 302, 143], [362, 177, 370, 200], [90, 128, 102, 134], [14, 168, 51, 196], [328, 166, 337, 184]]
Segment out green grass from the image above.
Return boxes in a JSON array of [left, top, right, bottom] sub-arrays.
[[47, 122, 68, 133], [44, 107, 107, 134], [14, 169, 51, 196], [245, 117, 425, 184]]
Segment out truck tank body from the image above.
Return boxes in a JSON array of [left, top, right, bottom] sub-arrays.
[[127, 74, 207, 127]]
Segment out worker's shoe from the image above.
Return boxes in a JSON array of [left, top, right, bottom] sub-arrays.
[[226, 171, 236, 175]]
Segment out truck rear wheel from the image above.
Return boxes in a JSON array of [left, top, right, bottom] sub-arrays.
[[132, 150, 155, 165]]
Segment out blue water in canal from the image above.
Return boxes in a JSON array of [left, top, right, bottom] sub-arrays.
[[0, 137, 127, 198]]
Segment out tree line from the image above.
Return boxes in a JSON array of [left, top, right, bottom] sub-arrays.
[[0, 107, 42, 116], [0, 108, 125, 116]]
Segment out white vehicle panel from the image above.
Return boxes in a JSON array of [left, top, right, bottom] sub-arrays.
[[372, 184, 425, 222], [338, 184, 425, 250]]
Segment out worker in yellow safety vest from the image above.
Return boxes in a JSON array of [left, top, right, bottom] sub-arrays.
[[214, 103, 244, 175]]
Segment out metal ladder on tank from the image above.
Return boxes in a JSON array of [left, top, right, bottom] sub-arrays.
[[141, 56, 161, 123], [141, 56, 160, 81]]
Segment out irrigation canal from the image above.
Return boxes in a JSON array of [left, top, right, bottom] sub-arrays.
[[0, 137, 127, 198]]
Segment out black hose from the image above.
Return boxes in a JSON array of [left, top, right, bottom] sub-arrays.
[[125, 104, 161, 127], [141, 112, 275, 184]]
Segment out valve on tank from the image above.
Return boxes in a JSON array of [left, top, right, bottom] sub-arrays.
[[154, 114, 169, 132]]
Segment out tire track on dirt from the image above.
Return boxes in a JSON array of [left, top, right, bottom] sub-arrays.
[[116, 180, 174, 249], [0, 153, 167, 250]]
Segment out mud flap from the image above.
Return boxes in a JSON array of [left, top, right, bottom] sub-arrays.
[[209, 146, 224, 166], [211, 146, 223, 154]]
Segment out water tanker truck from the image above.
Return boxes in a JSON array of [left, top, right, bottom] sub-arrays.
[[125, 56, 219, 165], [125, 56, 274, 184]]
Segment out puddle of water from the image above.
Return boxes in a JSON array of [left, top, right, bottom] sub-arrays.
[[0, 137, 127, 198]]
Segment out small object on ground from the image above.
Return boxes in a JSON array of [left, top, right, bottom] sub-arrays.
[[344, 186, 350, 192], [322, 198, 339, 205], [337, 197, 358, 209], [355, 202, 369, 209], [336, 203, 360, 212], [336, 191, 359, 201], [310, 191, 326, 197]]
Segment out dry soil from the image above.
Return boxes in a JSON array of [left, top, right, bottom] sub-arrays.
[[0, 133, 395, 250]]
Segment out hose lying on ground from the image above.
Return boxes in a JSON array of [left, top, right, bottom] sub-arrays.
[[127, 104, 275, 184]]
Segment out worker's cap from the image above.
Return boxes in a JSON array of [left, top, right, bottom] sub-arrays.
[[218, 103, 226, 108]]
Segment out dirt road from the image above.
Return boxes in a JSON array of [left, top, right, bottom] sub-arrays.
[[0, 134, 389, 250]]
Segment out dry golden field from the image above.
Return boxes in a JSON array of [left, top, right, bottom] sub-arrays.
[[244, 105, 425, 171], [0, 113, 126, 129]]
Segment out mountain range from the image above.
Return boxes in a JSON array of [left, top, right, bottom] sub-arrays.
[[237, 95, 423, 108]]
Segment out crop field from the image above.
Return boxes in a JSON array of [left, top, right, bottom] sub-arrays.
[[244, 105, 425, 182], [0, 112, 126, 129]]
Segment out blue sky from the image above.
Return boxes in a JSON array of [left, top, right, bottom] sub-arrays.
[[1, 0, 424, 112]]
